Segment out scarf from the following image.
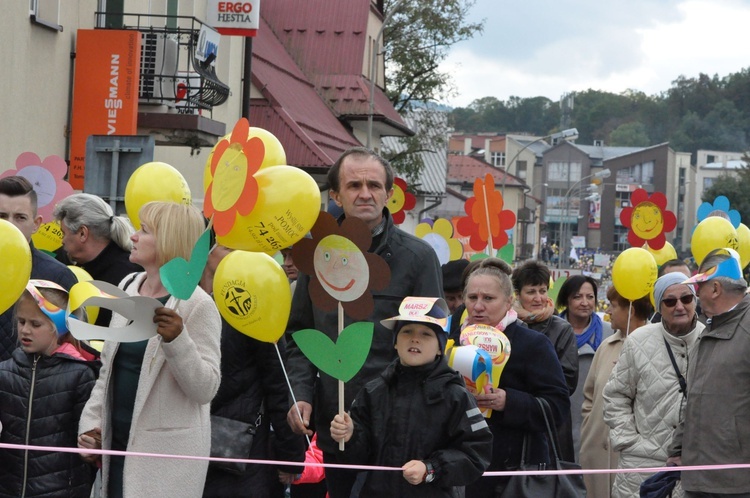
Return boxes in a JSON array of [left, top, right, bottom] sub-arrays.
[[512, 296, 555, 325], [460, 309, 518, 335], [561, 310, 604, 350]]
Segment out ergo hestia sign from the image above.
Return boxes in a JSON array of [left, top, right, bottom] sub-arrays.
[[206, 0, 260, 36]]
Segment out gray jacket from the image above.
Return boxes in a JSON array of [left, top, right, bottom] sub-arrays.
[[285, 210, 443, 453]]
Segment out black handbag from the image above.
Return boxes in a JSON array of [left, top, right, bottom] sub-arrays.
[[209, 407, 262, 475], [499, 398, 587, 497]]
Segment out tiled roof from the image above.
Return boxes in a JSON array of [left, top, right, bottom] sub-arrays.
[[250, 17, 360, 172], [447, 155, 526, 187], [260, 0, 409, 135], [381, 109, 448, 196]]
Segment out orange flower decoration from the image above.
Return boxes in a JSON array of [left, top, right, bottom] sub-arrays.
[[456, 174, 516, 251], [387, 177, 416, 225], [619, 188, 676, 250], [204, 118, 265, 236], [292, 212, 391, 320]]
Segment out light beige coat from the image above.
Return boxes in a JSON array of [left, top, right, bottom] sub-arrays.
[[79, 273, 221, 498], [580, 330, 626, 498]]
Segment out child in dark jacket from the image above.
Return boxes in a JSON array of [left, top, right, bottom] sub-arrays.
[[0, 280, 98, 498], [330, 297, 493, 497]]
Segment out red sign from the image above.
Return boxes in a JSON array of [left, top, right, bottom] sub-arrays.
[[206, 0, 260, 36], [69, 30, 140, 189]]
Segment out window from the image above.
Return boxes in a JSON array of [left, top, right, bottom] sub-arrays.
[[491, 151, 505, 167], [29, 0, 62, 31], [516, 160, 527, 179], [615, 161, 654, 186], [613, 226, 629, 251], [706, 154, 717, 164], [548, 162, 582, 182], [704, 177, 715, 190]]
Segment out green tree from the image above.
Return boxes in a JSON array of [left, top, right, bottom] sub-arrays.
[[608, 121, 650, 146], [702, 166, 750, 225], [384, 0, 484, 111]]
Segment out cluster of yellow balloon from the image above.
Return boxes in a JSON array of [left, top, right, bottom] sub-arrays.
[[691, 216, 739, 266], [0, 220, 32, 314], [204, 121, 321, 343], [124, 162, 192, 230], [612, 247, 658, 301], [646, 241, 677, 267]]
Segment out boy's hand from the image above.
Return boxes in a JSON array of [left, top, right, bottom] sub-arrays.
[[402, 460, 427, 485], [330, 412, 353, 443]]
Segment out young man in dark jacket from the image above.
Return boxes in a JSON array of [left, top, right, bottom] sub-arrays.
[[330, 298, 492, 497]]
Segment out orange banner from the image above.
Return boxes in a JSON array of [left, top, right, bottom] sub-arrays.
[[69, 30, 140, 189]]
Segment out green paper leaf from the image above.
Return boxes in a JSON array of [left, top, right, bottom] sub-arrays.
[[547, 276, 568, 307], [160, 229, 211, 300], [293, 322, 374, 382], [498, 243, 514, 264]]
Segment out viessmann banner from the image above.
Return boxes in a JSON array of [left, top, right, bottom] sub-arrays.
[[206, 0, 260, 36], [70, 30, 140, 190]]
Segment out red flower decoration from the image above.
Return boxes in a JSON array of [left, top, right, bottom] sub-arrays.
[[386, 177, 416, 225], [456, 174, 516, 252], [292, 212, 391, 320], [0, 152, 74, 222], [204, 118, 265, 236], [619, 188, 677, 250]]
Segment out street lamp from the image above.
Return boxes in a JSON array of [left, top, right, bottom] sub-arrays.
[[366, 0, 409, 149], [557, 168, 611, 269], [527, 182, 548, 260]]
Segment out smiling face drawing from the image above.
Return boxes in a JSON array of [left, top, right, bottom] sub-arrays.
[[631, 202, 664, 240], [314, 234, 370, 302]]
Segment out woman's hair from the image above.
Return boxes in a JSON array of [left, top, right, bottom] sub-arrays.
[[463, 259, 514, 300], [511, 260, 551, 293], [556, 275, 599, 310], [15, 286, 85, 352], [605, 285, 653, 321], [139, 201, 205, 267], [53, 193, 134, 251]]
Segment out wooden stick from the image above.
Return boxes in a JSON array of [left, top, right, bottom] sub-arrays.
[[338, 302, 345, 451]]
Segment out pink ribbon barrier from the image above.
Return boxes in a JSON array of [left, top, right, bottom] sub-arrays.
[[2, 442, 748, 476]]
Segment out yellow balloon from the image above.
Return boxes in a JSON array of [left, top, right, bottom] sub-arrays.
[[203, 127, 287, 193], [612, 247, 658, 301], [67, 266, 99, 324], [216, 166, 321, 252], [0, 219, 32, 314], [125, 162, 191, 230], [647, 241, 678, 267], [32, 221, 64, 253], [213, 251, 291, 343], [737, 223, 750, 269], [691, 216, 739, 266]]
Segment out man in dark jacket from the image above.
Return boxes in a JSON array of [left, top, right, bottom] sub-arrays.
[[285, 147, 443, 498], [669, 248, 750, 497], [0, 176, 77, 361]]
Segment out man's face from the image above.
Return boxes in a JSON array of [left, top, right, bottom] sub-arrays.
[[330, 157, 392, 230], [0, 194, 41, 241], [60, 221, 86, 263], [660, 283, 696, 335], [695, 280, 718, 317], [444, 290, 463, 314]]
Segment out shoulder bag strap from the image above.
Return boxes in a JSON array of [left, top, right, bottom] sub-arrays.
[[536, 397, 563, 465], [663, 338, 687, 398]]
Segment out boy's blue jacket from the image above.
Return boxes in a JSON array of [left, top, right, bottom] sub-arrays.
[[340, 357, 493, 497]]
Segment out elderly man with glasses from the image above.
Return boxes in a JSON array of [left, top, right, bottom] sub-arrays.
[[666, 248, 750, 498], [602, 271, 705, 497]]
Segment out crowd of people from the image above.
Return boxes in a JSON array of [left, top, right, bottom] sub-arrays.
[[0, 147, 748, 498]]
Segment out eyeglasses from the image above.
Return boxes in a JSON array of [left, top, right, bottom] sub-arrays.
[[661, 294, 695, 308]]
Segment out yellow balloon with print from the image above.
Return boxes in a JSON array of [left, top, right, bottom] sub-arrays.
[[32, 221, 64, 253], [691, 216, 739, 266], [647, 241, 677, 267], [68, 266, 99, 324], [125, 162, 191, 230], [216, 166, 321, 253], [0, 219, 32, 314], [203, 127, 287, 193], [612, 247, 658, 301], [213, 251, 291, 343], [736, 223, 750, 269]]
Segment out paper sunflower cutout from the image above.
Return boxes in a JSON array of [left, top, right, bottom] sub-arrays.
[[619, 188, 676, 250], [387, 177, 416, 225], [456, 174, 516, 252], [415, 218, 463, 265], [697, 195, 741, 228], [292, 212, 391, 320], [0, 152, 74, 222], [203, 118, 265, 236]]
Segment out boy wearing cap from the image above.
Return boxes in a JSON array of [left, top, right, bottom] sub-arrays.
[[330, 297, 492, 497]]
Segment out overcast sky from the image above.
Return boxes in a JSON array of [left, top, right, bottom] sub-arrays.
[[440, 0, 750, 108]]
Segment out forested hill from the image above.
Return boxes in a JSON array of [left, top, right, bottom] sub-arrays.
[[449, 69, 750, 155]]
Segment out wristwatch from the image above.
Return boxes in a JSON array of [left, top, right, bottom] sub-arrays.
[[423, 461, 436, 483]]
